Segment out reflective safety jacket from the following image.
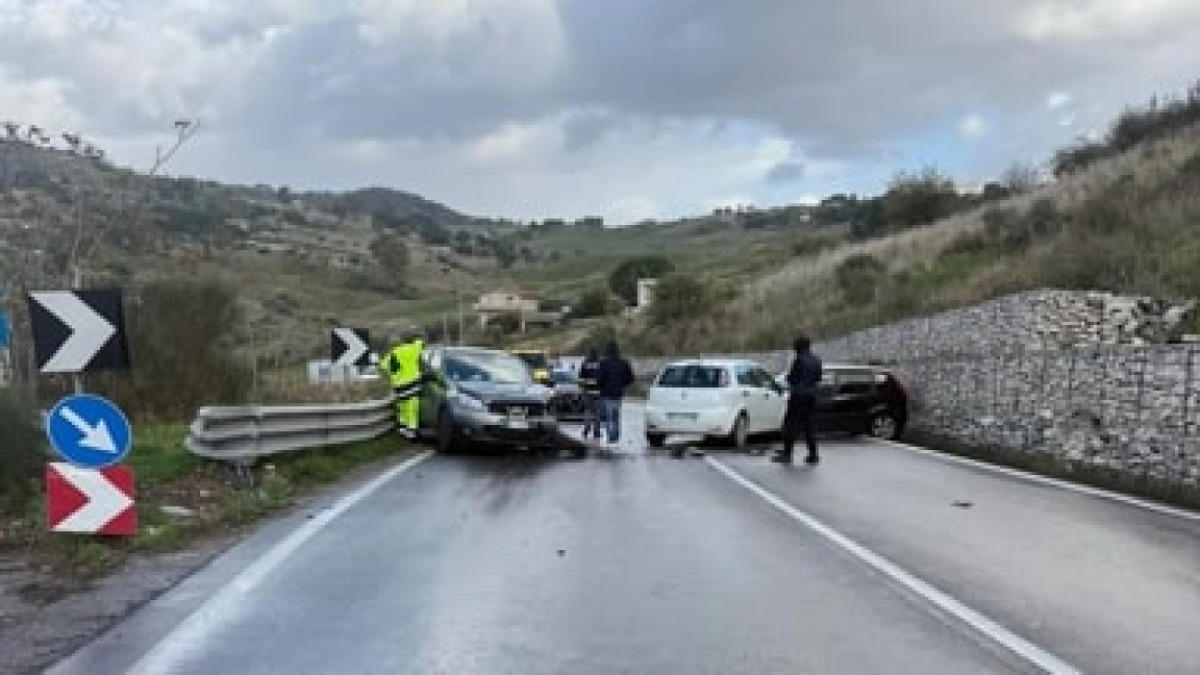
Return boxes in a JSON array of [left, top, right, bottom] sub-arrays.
[[382, 338, 424, 395]]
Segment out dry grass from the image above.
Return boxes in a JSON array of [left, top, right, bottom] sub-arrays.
[[689, 121, 1200, 351]]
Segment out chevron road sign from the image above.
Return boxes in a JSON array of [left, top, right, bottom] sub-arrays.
[[46, 463, 136, 536], [28, 289, 130, 373], [332, 327, 371, 367]]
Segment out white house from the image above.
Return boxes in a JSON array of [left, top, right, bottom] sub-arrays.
[[636, 278, 659, 311], [474, 291, 540, 326]]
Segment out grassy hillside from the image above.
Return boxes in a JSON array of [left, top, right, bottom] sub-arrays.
[[0, 133, 832, 366], [8, 80, 1197, 370], [629, 98, 1200, 354]]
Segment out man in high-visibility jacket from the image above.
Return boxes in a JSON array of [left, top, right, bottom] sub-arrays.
[[381, 330, 424, 438]]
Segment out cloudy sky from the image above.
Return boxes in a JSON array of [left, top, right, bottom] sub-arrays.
[[2, 0, 1199, 224]]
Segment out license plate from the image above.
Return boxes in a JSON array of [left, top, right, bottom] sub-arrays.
[[668, 412, 698, 420], [506, 417, 530, 430]]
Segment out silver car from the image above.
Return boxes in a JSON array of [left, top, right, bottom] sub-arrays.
[[418, 346, 576, 454]]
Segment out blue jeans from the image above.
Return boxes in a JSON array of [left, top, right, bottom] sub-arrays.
[[601, 398, 622, 443]]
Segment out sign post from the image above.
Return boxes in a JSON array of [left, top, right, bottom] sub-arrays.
[[0, 309, 9, 386]]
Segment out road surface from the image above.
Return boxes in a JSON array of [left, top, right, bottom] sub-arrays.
[[51, 404, 1200, 674]]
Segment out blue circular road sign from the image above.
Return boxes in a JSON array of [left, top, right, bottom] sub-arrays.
[[45, 394, 133, 469]]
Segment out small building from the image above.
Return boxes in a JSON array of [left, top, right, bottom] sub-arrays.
[[636, 278, 659, 311], [474, 291, 540, 327]]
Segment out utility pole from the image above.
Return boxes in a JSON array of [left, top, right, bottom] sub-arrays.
[[456, 282, 463, 346]]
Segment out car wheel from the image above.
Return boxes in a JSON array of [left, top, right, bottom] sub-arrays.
[[437, 409, 464, 454], [869, 412, 900, 440], [726, 413, 748, 449], [646, 433, 666, 448]]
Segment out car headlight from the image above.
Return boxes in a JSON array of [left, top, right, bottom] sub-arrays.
[[449, 390, 486, 411]]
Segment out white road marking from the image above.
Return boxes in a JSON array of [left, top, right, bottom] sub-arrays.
[[878, 439, 1200, 523], [120, 451, 434, 675], [706, 456, 1081, 675]]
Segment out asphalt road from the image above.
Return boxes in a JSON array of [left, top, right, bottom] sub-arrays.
[[51, 404, 1200, 674]]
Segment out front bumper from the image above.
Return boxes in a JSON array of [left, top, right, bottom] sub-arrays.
[[549, 394, 589, 418], [644, 406, 734, 438], [453, 408, 561, 446]]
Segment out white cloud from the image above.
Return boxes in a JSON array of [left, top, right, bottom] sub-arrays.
[[2, 1, 1199, 221], [1045, 92, 1072, 110], [607, 196, 661, 224], [462, 119, 560, 170], [959, 114, 989, 140], [0, 69, 79, 130], [355, 0, 567, 90], [1016, 0, 1198, 42]]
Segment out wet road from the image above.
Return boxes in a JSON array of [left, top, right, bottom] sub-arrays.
[[52, 404, 1200, 674]]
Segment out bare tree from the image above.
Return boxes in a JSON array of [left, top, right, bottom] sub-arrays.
[[1001, 162, 1043, 194], [67, 119, 200, 286]]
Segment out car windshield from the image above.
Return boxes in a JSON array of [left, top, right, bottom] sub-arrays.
[[443, 350, 532, 385], [656, 364, 728, 388]]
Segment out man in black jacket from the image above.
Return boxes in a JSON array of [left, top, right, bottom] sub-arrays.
[[595, 341, 634, 446], [776, 335, 823, 465]]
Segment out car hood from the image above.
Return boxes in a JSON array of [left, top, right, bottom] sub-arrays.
[[455, 382, 551, 402]]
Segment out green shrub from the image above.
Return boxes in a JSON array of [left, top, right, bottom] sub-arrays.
[[94, 278, 252, 420], [608, 256, 673, 305], [575, 287, 612, 318], [834, 254, 886, 305], [0, 387, 43, 513]]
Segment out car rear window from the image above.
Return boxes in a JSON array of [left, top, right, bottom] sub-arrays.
[[656, 365, 728, 388]]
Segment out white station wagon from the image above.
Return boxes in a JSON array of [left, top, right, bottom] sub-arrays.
[[644, 359, 788, 448]]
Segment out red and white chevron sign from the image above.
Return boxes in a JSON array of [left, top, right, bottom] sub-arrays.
[[46, 463, 136, 536]]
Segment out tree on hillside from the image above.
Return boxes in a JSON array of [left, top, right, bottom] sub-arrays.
[[834, 254, 887, 305], [609, 255, 674, 305], [881, 167, 960, 230], [1001, 162, 1043, 194], [99, 279, 252, 419], [370, 233, 410, 288], [491, 238, 518, 268], [575, 287, 613, 318], [646, 272, 728, 353]]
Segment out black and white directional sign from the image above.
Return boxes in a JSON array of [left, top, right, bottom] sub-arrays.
[[28, 290, 130, 373], [332, 328, 370, 367]]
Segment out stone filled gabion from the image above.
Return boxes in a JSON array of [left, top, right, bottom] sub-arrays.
[[629, 290, 1200, 487]]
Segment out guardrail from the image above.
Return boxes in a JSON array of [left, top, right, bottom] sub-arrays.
[[186, 396, 396, 463]]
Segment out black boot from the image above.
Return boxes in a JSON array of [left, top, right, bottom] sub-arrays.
[[804, 453, 820, 465], [771, 452, 792, 464]]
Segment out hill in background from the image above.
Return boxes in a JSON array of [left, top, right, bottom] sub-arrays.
[[3, 78, 1199, 371]]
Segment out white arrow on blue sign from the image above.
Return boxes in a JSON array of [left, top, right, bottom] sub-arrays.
[[46, 394, 133, 470]]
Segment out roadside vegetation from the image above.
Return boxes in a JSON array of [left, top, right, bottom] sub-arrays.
[[0, 415, 411, 578], [621, 79, 1200, 353], [0, 276, 409, 579]]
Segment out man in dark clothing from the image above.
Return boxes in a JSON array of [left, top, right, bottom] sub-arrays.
[[776, 335, 823, 465], [594, 342, 634, 445], [577, 349, 603, 440]]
